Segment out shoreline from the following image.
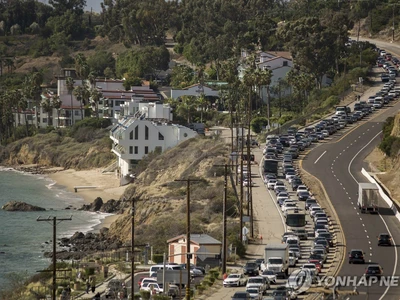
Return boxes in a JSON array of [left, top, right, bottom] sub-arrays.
[[47, 168, 128, 231]]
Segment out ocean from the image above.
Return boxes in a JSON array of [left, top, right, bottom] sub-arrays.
[[0, 167, 112, 290]]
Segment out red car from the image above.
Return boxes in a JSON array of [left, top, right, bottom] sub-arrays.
[[138, 277, 146, 287], [308, 259, 322, 273]]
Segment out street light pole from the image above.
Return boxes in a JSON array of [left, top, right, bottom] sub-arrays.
[[131, 199, 135, 297]]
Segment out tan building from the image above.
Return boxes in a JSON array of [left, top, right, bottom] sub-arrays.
[[167, 234, 221, 265]]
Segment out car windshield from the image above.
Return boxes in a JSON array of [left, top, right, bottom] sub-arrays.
[[263, 271, 275, 275], [368, 266, 381, 271], [380, 234, 390, 239], [245, 263, 257, 268], [249, 278, 263, 284], [351, 251, 363, 256], [320, 233, 331, 239], [229, 274, 240, 278], [233, 292, 249, 298], [269, 258, 283, 264], [247, 289, 259, 293]]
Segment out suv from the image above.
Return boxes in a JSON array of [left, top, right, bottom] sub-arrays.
[[246, 276, 269, 295], [378, 233, 392, 246], [348, 249, 365, 264], [243, 262, 259, 276], [365, 265, 383, 279]]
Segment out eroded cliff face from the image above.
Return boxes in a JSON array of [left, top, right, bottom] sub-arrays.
[[366, 113, 400, 201], [106, 137, 231, 245]]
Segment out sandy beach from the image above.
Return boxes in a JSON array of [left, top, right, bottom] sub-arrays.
[[48, 168, 128, 229]]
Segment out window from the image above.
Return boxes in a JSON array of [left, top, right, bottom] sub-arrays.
[[145, 126, 149, 140], [75, 110, 79, 116], [43, 118, 47, 123], [129, 146, 133, 154], [134, 146, 138, 154], [134, 126, 139, 140], [129, 130, 133, 140], [145, 146, 149, 154], [283, 61, 288, 66], [158, 132, 164, 140]]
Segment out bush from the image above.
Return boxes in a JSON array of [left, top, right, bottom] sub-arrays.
[[196, 285, 207, 294], [140, 290, 151, 299], [251, 117, 268, 133], [153, 295, 171, 300], [202, 279, 213, 287]]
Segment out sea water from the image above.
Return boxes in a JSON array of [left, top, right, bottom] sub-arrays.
[[0, 167, 112, 289]]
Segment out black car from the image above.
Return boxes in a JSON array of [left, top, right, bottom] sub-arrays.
[[298, 191, 311, 201], [291, 178, 303, 191], [231, 291, 251, 300], [305, 199, 318, 210], [243, 262, 259, 276], [348, 249, 365, 264], [365, 265, 383, 279], [319, 232, 334, 247], [254, 258, 264, 270], [378, 233, 392, 246]]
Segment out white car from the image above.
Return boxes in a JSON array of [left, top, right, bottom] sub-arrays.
[[310, 206, 323, 217], [246, 285, 262, 300], [261, 270, 277, 284], [140, 282, 163, 294], [246, 276, 268, 295], [288, 251, 297, 266], [296, 185, 308, 196], [302, 263, 319, 275], [223, 273, 247, 287], [274, 181, 285, 192], [282, 202, 297, 213], [315, 229, 329, 238], [267, 179, 277, 190], [277, 192, 290, 202], [321, 130, 329, 137], [285, 171, 297, 181]]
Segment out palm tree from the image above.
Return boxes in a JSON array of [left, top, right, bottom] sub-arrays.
[[41, 97, 53, 127], [66, 77, 75, 126], [73, 85, 85, 121], [259, 68, 272, 129], [196, 93, 209, 123], [28, 72, 44, 128], [178, 95, 196, 124], [52, 94, 62, 128], [90, 88, 102, 118], [17, 92, 28, 136]]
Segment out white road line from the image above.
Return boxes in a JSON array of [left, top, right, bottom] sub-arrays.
[[357, 212, 359, 215], [369, 241, 371, 244], [367, 236, 369, 239], [347, 130, 398, 300], [370, 247, 373, 250], [351, 201, 353, 204], [314, 150, 327, 164]]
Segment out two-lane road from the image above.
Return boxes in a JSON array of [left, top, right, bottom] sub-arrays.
[[303, 100, 400, 299]]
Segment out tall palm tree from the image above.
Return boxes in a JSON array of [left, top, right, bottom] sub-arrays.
[[17, 92, 29, 136], [73, 85, 85, 121], [196, 93, 208, 123], [29, 72, 44, 128], [259, 68, 272, 129], [90, 88, 102, 118], [41, 97, 53, 127], [66, 77, 75, 126], [52, 94, 62, 128]]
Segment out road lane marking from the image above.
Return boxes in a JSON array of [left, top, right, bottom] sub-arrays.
[[347, 129, 398, 300], [314, 150, 327, 164]]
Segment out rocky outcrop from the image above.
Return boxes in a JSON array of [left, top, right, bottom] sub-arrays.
[[2, 201, 46, 211], [45, 229, 125, 260], [79, 197, 126, 214]]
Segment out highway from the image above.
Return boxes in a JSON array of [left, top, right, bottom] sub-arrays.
[[302, 88, 400, 299]]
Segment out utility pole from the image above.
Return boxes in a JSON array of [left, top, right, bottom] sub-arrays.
[[37, 216, 72, 300], [174, 178, 200, 300], [239, 124, 244, 243], [247, 87, 254, 238], [131, 198, 135, 297]]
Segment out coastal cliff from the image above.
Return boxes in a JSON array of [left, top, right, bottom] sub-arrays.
[[2, 201, 46, 211]]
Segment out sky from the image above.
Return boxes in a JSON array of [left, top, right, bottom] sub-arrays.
[[38, 0, 102, 13]]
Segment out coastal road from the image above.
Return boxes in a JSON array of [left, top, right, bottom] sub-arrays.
[[302, 92, 400, 299]]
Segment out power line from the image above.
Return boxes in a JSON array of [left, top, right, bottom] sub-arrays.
[[37, 216, 72, 300]]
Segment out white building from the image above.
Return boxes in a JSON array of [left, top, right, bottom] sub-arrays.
[[110, 100, 197, 178]]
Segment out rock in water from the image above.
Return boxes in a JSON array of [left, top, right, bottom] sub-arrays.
[[2, 201, 46, 211]]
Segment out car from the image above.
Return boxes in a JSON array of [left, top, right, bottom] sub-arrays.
[[288, 251, 297, 266], [296, 185, 308, 196], [289, 245, 301, 259], [318, 232, 334, 247], [272, 286, 291, 300], [246, 285, 262, 299], [308, 253, 324, 266], [314, 238, 330, 251], [349, 249, 365, 264], [267, 179, 277, 190], [305, 199, 318, 210], [311, 248, 327, 263], [105, 279, 124, 298], [243, 262, 259, 276], [298, 191, 311, 201], [224, 273, 248, 287], [285, 171, 297, 181], [282, 232, 298, 242], [315, 229, 328, 238], [277, 192, 290, 203], [231, 291, 251, 300], [365, 265, 383, 279], [140, 282, 163, 294], [310, 206, 322, 217], [254, 258, 264, 270], [282, 202, 298, 213], [274, 181, 286, 192], [286, 237, 300, 247], [378, 233, 392, 246], [246, 276, 269, 294], [308, 259, 322, 273], [261, 270, 277, 284], [137, 277, 156, 288], [291, 178, 303, 191]]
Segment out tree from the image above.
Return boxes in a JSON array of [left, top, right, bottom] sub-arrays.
[[41, 97, 53, 127], [65, 77, 75, 126], [169, 65, 194, 89], [90, 88, 102, 118], [74, 53, 89, 79], [196, 94, 209, 123], [73, 85, 85, 121], [52, 94, 62, 127], [87, 51, 115, 77], [49, 0, 86, 15]]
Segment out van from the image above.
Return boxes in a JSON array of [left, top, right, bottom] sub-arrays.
[[149, 264, 182, 277]]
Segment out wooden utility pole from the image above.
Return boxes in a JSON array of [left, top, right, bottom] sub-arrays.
[[174, 178, 200, 300], [247, 87, 254, 238], [37, 216, 72, 300], [131, 199, 135, 297]]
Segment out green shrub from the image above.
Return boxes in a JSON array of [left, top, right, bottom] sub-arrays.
[[140, 290, 151, 299], [153, 295, 171, 300], [251, 117, 269, 133], [196, 285, 207, 293], [202, 279, 212, 287]]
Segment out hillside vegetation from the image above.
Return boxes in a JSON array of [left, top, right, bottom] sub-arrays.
[[106, 136, 244, 259]]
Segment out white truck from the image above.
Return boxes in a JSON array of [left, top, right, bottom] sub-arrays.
[[358, 183, 379, 214], [262, 244, 289, 278]]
